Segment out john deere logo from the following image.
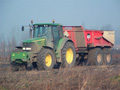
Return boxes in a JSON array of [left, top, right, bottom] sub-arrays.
[[41, 41, 45, 46], [87, 33, 91, 41], [23, 53, 26, 56], [12, 54, 15, 56]]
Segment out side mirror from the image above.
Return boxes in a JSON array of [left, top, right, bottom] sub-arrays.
[[21, 26, 24, 31]]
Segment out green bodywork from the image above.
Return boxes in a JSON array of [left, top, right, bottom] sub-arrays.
[[11, 52, 30, 63], [23, 38, 46, 52], [11, 38, 46, 63], [55, 38, 72, 62], [11, 23, 70, 64], [23, 38, 45, 43]]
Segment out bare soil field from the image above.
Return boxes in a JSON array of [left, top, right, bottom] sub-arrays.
[[0, 49, 120, 90]]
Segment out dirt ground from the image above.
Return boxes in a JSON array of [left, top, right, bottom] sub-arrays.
[[0, 65, 120, 90], [0, 50, 120, 90]]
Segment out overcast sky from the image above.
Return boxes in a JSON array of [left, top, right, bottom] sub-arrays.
[[0, 0, 120, 45]]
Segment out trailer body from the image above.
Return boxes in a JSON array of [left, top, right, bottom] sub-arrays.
[[63, 26, 114, 52]]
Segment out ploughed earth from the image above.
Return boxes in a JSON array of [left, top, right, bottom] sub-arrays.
[[0, 49, 120, 90]]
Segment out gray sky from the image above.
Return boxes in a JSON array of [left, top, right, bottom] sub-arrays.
[[0, 0, 120, 45]]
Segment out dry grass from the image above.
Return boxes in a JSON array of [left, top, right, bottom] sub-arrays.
[[0, 65, 120, 90], [0, 50, 120, 90], [0, 56, 10, 65]]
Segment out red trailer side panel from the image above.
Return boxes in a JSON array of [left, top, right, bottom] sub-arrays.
[[63, 26, 77, 48], [63, 26, 87, 51], [84, 30, 113, 47], [63, 26, 113, 50]]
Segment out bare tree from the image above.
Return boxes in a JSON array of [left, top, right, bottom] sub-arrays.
[[7, 35, 16, 55]]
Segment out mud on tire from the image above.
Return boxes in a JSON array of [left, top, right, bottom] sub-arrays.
[[61, 42, 76, 68], [87, 48, 103, 65], [103, 48, 112, 65], [37, 48, 55, 70]]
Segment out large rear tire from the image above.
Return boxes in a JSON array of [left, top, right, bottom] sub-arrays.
[[103, 48, 112, 65], [37, 48, 55, 70], [87, 48, 103, 65], [61, 42, 76, 68]]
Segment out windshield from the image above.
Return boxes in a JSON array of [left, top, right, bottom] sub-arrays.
[[33, 25, 53, 47], [34, 25, 51, 38]]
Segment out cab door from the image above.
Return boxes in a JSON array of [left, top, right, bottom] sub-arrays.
[[52, 26, 60, 50]]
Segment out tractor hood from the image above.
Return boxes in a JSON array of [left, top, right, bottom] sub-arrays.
[[23, 38, 45, 43], [22, 38, 46, 52]]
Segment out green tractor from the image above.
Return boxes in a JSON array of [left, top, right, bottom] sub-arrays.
[[11, 20, 76, 71]]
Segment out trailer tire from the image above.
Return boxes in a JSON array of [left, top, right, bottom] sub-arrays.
[[37, 48, 55, 70], [61, 42, 76, 68], [87, 48, 103, 65], [103, 48, 112, 65]]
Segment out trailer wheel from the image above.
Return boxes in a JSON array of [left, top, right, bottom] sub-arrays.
[[61, 42, 76, 68], [37, 48, 55, 70], [103, 48, 112, 65], [87, 48, 103, 65]]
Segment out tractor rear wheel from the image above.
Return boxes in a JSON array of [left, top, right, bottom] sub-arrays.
[[61, 42, 76, 68], [37, 48, 55, 70], [87, 48, 103, 65], [103, 48, 112, 65]]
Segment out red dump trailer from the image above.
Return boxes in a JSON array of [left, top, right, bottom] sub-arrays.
[[63, 26, 115, 65]]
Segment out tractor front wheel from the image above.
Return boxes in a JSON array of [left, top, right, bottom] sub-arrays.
[[37, 48, 55, 70]]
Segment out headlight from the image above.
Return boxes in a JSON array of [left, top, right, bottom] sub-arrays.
[[26, 48, 31, 50], [23, 48, 26, 50], [23, 47, 31, 50]]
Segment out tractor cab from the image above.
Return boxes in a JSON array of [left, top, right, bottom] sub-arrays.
[[33, 23, 63, 50]]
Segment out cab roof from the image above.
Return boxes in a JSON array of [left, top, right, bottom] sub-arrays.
[[34, 23, 62, 26]]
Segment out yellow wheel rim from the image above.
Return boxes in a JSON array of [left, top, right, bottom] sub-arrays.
[[97, 54, 102, 63], [106, 54, 111, 63], [45, 54, 52, 67], [66, 48, 73, 64]]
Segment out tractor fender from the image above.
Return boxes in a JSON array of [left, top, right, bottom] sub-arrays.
[[59, 38, 73, 50], [56, 38, 74, 62]]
